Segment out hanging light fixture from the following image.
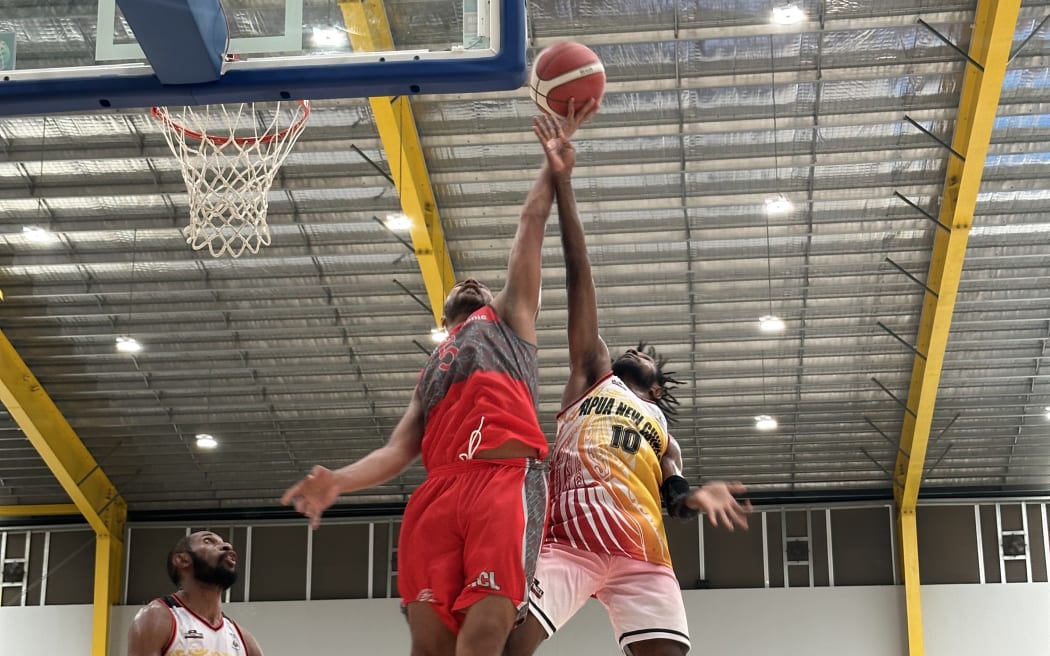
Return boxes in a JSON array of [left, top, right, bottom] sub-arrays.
[[755, 415, 779, 430], [115, 336, 142, 353]]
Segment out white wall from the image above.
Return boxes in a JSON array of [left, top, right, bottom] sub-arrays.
[[3, 584, 1048, 656]]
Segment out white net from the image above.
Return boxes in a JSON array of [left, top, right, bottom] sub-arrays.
[[151, 101, 310, 258]]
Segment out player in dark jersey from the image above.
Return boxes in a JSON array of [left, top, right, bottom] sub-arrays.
[[126, 531, 264, 656], [281, 100, 598, 656]]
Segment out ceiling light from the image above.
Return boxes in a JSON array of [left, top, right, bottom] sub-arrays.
[[22, 225, 57, 243], [759, 315, 785, 332], [765, 194, 793, 214], [1045, 407, 1050, 420], [430, 327, 449, 342], [385, 213, 412, 231], [755, 415, 778, 430], [771, 4, 805, 24], [311, 27, 344, 46], [115, 336, 142, 353], [195, 433, 218, 449]]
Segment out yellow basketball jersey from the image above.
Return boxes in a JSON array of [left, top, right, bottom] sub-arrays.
[[546, 373, 673, 567]]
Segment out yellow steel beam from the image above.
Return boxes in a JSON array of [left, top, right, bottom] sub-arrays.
[[891, 2, 1021, 654], [0, 503, 81, 516], [340, 0, 457, 325], [92, 531, 125, 656], [0, 327, 126, 656]]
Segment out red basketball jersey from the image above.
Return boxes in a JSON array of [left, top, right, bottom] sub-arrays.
[[416, 305, 548, 468]]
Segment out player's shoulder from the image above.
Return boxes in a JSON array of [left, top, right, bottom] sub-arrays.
[[133, 596, 174, 621], [127, 597, 176, 651]]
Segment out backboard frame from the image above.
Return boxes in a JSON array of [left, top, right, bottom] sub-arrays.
[[0, 0, 526, 116]]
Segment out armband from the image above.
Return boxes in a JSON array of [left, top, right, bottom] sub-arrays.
[[660, 474, 698, 520]]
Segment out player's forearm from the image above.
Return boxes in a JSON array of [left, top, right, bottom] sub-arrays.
[[554, 175, 590, 282], [331, 444, 416, 493], [519, 162, 556, 227]]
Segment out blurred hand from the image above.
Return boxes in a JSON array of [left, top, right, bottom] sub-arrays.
[[280, 465, 340, 529], [688, 481, 752, 531]]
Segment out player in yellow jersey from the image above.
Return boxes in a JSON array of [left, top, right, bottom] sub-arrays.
[[505, 109, 752, 656]]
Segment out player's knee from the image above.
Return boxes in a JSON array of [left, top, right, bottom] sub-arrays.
[[459, 596, 518, 650]]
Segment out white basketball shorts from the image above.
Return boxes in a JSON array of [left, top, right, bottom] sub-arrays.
[[527, 542, 691, 654]]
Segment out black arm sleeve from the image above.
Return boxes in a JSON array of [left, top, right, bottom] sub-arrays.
[[661, 474, 698, 520]]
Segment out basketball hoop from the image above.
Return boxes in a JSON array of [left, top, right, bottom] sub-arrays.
[[151, 100, 310, 257]]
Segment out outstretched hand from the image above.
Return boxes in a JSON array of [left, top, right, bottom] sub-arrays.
[[534, 112, 575, 176], [533, 97, 599, 177], [559, 97, 599, 139], [280, 465, 340, 529], [688, 481, 752, 531]]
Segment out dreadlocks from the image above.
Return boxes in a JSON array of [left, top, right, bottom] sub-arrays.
[[636, 341, 682, 422]]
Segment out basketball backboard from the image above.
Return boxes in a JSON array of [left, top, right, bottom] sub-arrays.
[[0, 0, 525, 116]]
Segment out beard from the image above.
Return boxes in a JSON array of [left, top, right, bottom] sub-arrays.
[[190, 551, 238, 590], [612, 357, 656, 391], [443, 292, 486, 325]]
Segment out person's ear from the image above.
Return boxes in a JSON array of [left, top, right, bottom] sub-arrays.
[[172, 552, 191, 570], [649, 384, 664, 401]]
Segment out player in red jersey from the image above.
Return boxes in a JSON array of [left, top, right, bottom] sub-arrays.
[[281, 100, 598, 656], [504, 111, 751, 656]]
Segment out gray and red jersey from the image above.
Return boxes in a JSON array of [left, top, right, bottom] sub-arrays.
[[416, 304, 548, 469]]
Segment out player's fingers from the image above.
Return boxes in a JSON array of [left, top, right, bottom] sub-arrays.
[[566, 97, 576, 122], [718, 508, 736, 531], [544, 114, 562, 139], [535, 116, 556, 141], [579, 97, 598, 121]]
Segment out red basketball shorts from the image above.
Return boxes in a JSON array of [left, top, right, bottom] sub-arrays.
[[398, 457, 548, 634]]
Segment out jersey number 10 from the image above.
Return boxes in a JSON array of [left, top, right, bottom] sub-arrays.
[[610, 425, 642, 454]]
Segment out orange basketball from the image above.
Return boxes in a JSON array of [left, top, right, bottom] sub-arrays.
[[528, 42, 605, 117]]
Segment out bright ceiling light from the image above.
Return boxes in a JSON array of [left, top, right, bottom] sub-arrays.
[[311, 27, 343, 45], [430, 327, 449, 342], [22, 225, 57, 243], [771, 4, 806, 24], [765, 194, 793, 214], [386, 213, 413, 231], [759, 315, 786, 332], [115, 336, 142, 353], [755, 415, 778, 430], [1045, 407, 1050, 420], [195, 433, 218, 449]]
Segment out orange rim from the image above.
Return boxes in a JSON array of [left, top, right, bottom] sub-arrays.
[[150, 100, 311, 146]]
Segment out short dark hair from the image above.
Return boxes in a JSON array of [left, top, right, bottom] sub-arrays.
[[637, 341, 682, 422], [166, 535, 193, 587]]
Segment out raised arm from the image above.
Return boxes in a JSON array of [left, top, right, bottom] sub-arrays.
[[281, 390, 426, 529], [533, 104, 609, 406], [489, 156, 556, 344], [491, 103, 600, 344]]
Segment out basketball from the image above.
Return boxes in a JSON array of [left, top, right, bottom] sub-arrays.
[[529, 42, 606, 117]]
